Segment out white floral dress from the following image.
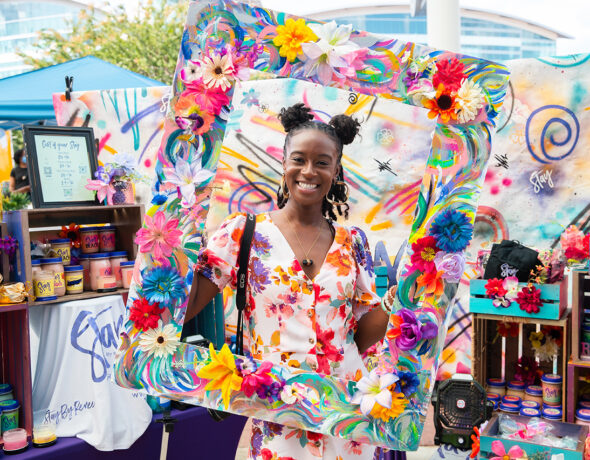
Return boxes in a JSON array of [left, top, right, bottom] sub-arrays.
[[197, 213, 383, 460]]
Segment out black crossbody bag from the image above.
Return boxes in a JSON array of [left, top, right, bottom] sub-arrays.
[[208, 213, 256, 422]]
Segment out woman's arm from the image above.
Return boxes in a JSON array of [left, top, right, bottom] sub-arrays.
[[8, 176, 15, 193], [354, 286, 396, 354], [8, 177, 30, 194], [184, 273, 220, 323]]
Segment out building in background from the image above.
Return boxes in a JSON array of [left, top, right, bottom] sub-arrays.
[[310, 5, 569, 62]]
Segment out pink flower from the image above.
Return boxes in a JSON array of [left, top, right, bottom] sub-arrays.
[[86, 179, 115, 204], [240, 361, 273, 398], [490, 440, 524, 460], [134, 211, 183, 260], [561, 225, 585, 251]]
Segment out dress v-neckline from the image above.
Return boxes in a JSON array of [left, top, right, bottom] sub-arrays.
[[266, 213, 339, 283]]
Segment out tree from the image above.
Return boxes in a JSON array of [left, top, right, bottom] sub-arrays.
[[18, 1, 188, 84]]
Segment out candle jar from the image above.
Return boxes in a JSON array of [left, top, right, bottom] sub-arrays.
[[541, 406, 562, 420], [64, 265, 84, 294], [520, 407, 541, 418], [109, 251, 128, 288], [541, 374, 563, 407], [506, 380, 526, 399], [40, 258, 65, 297], [99, 226, 116, 252], [89, 253, 112, 291], [521, 400, 540, 410], [524, 385, 544, 405], [2, 428, 28, 453], [0, 383, 13, 402], [120, 261, 134, 289], [498, 402, 520, 414], [486, 378, 506, 397], [97, 275, 117, 293], [80, 227, 100, 254], [50, 238, 71, 265], [0, 399, 20, 433], [33, 270, 56, 301], [79, 254, 91, 291], [32, 423, 57, 448], [31, 259, 41, 279], [576, 408, 590, 426]]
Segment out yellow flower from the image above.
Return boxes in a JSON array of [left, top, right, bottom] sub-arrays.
[[197, 343, 243, 409], [529, 331, 544, 349], [273, 18, 317, 62], [370, 388, 408, 422]]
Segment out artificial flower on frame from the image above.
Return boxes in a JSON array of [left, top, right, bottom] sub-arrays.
[[433, 251, 465, 284], [141, 266, 186, 307], [514, 355, 539, 386], [86, 178, 115, 204], [432, 57, 467, 92], [196, 52, 235, 91], [129, 297, 164, 331], [485, 278, 507, 298], [173, 95, 215, 136], [490, 440, 526, 460], [456, 79, 486, 124], [397, 371, 420, 398], [416, 269, 445, 297], [386, 308, 438, 351], [179, 60, 200, 83], [197, 343, 243, 409], [369, 388, 408, 422], [279, 382, 308, 405], [134, 211, 183, 260], [137, 320, 180, 359], [423, 84, 459, 123], [516, 285, 542, 314], [429, 209, 473, 253], [59, 223, 81, 248], [407, 235, 440, 274], [240, 361, 273, 398], [351, 369, 398, 416], [272, 18, 317, 62], [182, 78, 231, 116], [163, 156, 215, 208]]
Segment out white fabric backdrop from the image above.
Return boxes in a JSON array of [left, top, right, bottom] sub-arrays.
[[29, 295, 151, 451]]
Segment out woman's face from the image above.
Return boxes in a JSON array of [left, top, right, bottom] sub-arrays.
[[282, 129, 340, 208]]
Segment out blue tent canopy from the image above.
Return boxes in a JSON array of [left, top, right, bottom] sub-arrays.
[[0, 56, 166, 130]]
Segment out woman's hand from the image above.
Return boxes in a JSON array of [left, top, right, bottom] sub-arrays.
[[354, 285, 397, 354]]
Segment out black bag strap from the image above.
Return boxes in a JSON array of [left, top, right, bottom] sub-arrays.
[[235, 213, 255, 356]]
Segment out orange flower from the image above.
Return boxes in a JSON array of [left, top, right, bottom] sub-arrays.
[[386, 314, 404, 341], [326, 251, 352, 276], [470, 427, 480, 458], [59, 223, 81, 248], [416, 270, 444, 296], [423, 84, 458, 123], [369, 387, 408, 422]]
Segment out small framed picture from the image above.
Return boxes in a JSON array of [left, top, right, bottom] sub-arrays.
[[23, 125, 99, 208]]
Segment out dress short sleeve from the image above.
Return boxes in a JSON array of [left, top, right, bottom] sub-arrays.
[[350, 226, 382, 320], [196, 212, 247, 291]]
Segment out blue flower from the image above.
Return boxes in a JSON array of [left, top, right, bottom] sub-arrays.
[[429, 209, 473, 252], [398, 371, 420, 397], [141, 266, 186, 307]]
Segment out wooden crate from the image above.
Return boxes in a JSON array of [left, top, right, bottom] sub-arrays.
[[3, 205, 144, 305], [565, 361, 590, 422], [571, 270, 590, 364], [472, 312, 569, 419], [0, 303, 32, 444], [469, 277, 567, 320]]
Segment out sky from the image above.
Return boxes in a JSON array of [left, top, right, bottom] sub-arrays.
[[259, 0, 589, 55]]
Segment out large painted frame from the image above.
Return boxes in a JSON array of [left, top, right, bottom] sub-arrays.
[[113, 0, 509, 450]]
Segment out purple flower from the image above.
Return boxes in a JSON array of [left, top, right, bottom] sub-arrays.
[[403, 68, 421, 88], [253, 232, 271, 257], [256, 380, 285, 401], [250, 257, 270, 294], [236, 352, 257, 375], [395, 308, 438, 351], [434, 251, 465, 283]]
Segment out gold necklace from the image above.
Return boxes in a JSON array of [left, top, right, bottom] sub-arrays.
[[288, 215, 324, 267]]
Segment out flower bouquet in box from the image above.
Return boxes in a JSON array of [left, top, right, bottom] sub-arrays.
[[85, 153, 148, 205], [559, 224, 589, 268]]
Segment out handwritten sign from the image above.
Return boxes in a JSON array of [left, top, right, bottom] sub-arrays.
[[33, 134, 95, 203]]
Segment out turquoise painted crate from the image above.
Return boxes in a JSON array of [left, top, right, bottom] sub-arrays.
[[479, 414, 587, 460], [469, 277, 567, 320]]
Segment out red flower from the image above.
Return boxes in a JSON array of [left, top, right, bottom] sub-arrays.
[[514, 356, 539, 385], [584, 234, 590, 252], [432, 58, 466, 92], [307, 432, 323, 442], [516, 285, 542, 314], [542, 326, 563, 347], [470, 427, 480, 459], [314, 327, 343, 375], [408, 236, 440, 274], [485, 278, 507, 298], [497, 321, 518, 338], [129, 298, 164, 331], [565, 246, 587, 261]]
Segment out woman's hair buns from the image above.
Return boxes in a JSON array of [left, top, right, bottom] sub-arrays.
[[329, 114, 361, 145], [278, 103, 313, 133]]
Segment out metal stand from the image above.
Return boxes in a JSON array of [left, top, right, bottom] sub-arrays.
[[156, 409, 178, 460]]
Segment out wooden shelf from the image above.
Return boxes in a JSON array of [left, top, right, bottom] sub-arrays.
[[0, 302, 28, 313], [31, 289, 129, 306], [472, 310, 570, 326]]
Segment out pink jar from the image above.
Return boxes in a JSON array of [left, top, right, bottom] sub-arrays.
[[80, 227, 100, 254], [79, 254, 91, 291], [88, 253, 112, 291], [99, 226, 116, 252], [40, 257, 65, 297], [120, 261, 134, 289], [109, 251, 128, 288]]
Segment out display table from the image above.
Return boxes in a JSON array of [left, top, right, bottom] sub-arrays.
[[15, 406, 247, 459]]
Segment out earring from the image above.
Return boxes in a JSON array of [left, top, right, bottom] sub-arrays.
[[325, 181, 349, 206], [279, 175, 289, 199]]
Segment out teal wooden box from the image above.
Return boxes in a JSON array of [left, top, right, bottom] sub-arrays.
[[469, 277, 567, 320], [479, 414, 587, 460]]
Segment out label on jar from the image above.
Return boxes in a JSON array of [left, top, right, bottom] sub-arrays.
[[100, 232, 116, 251], [54, 247, 71, 264], [66, 273, 83, 292], [54, 272, 65, 289], [99, 267, 113, 277], [543, 384, 562, 403], [35, 279, 54, 297], [82, 234, 99, 251]]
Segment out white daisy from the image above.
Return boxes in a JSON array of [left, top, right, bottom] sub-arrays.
[[138, 320, 180, 358], [200, 53, 235, 91], [180, 60, 201, 83], [455, 79, 486, 123]]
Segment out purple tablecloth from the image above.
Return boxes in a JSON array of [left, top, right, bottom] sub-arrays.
[[13, 406, 247, 459]]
